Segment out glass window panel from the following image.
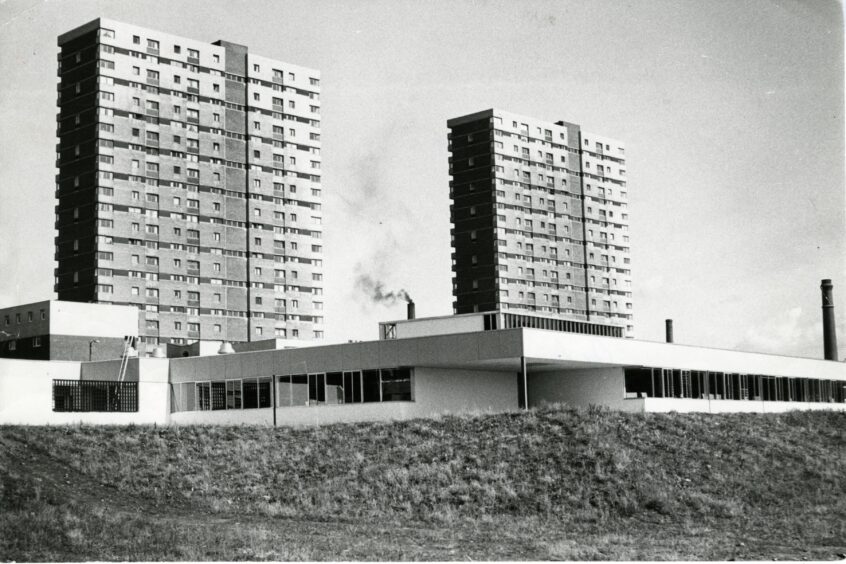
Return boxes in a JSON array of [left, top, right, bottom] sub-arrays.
[[278, 375, 291, 407], [211, 381, 226, 410], [380, 368, 412, 402], [362, 369, 381, 402], [291, 374, 308, 406], [343, 371, 355, 404], [196, 382, 210, 411], [258, 378, 271, 408], [226, 379, 242, 409], [326, 372, 343, 405], [308, 373, 325, 405], [243, 379, 258, 409]]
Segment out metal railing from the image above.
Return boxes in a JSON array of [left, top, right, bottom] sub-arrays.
[[52, 379, 138, 412]]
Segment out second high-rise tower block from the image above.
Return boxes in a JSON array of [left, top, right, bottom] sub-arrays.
[[448, 109, 633, 336]]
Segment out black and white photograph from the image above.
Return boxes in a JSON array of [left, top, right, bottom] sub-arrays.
[[0, 0, 844, 560]]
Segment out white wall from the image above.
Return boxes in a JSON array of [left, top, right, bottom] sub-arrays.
[[394, 314, 485, 339], [0, 357, 169, 425], [170, 367, 518, 426], [413, 366, 517, 416], [528, 367, 629, 410], [50, 301, 138, 339], [0, 358, 81, 424]]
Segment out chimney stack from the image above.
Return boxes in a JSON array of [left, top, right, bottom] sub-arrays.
[[407, 300, 416, 320], [821, 279, 838, 361], [665, 319, 674, 343]]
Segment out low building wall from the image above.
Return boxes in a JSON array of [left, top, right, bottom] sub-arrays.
[[0, 357, 170, 425], [528, 367, 629, 410], [638, 397, 846, 414], [0, 358, 81, 424], [170, 367, 518, 426]]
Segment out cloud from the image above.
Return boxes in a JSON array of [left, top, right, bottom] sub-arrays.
[[735, 306, 844, 359]]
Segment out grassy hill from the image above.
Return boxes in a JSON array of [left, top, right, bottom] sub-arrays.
[[1, 405, 844, 561]]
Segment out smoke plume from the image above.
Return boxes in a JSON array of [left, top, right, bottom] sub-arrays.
[[355, 273, 412, 304]]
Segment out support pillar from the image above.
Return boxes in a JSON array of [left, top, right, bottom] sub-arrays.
[[272, 375, 277, 427], [519, 356, 528, 410]]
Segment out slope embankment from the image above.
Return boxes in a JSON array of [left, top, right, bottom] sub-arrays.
[[1, 406, 844, 560]]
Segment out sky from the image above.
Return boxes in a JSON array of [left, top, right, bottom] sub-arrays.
[[0, 0, 843, 359]]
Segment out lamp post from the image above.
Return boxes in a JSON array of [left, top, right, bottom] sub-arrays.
[[88, 339, 100, 361]]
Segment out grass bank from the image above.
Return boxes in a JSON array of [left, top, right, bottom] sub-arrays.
[[1, 405, 844, 560]]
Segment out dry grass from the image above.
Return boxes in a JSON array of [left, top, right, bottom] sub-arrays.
[[1, 405, 845, 560]]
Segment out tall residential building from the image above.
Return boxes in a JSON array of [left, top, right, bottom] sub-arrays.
[[448, 109, 633, 336], [55, 19, 324, 352]]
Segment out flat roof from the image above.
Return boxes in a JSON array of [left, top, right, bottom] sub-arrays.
[[163, 326, 845, 383]]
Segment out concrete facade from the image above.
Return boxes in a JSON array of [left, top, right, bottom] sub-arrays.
[[0, 322, 843, 426], [168, 367, 517, 426], [448, 109, 633, 336], [54, 18, 325, 354], [529, 367, 629, 411], [0, 357, 169, 424]]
